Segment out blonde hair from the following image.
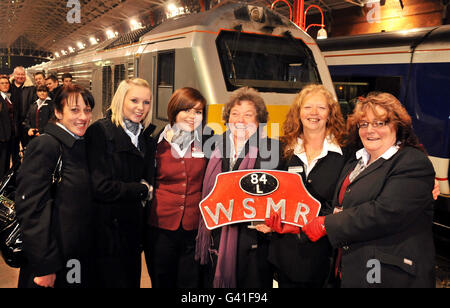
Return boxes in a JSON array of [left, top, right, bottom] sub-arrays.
[[281, 84, 346, 159], [109, 78, 153, 129]]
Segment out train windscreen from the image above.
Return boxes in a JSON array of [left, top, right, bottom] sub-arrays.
[[216, 30, 321, 93]]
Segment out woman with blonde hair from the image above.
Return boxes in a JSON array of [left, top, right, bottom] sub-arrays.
[[263, 84, 353, 287], [85, 78, 157, 287]]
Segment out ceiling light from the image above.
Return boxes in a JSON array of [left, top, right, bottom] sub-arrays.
[[106, 29, 116, 39], [130, 19, 143, 31], [317, 28, 328, 39], [167, 3, 184, 18], [77, 42, 85, 49], [89, 37, 98, 45]]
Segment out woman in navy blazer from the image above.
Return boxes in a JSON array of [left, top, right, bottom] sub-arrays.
[[303, 92, 436, 288]]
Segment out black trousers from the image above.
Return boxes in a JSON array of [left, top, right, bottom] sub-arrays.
[[236, 224, 274, 288], [0, 141, 9, 179], [8, 136, 20, 166], [204, 224, 274, 288], [145, 226, 200, 288]]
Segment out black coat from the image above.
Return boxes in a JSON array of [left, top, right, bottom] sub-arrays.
[[0, 96, 12, 178], [10, 82, 35, 125], [0, 96, 11, 142], [23, 99, 54, 134], [15, 123, 94, 288], [85, 118, 156, 287], [268, 146, 354, 286], [325, 146, 435, 288]]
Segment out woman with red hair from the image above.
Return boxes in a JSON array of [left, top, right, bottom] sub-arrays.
[[302, 92, 436, 288]]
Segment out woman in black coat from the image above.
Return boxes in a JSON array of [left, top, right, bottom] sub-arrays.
[[302, 92, 436, 288], [15, 85, 95, 288], [23, 85, 53, 139], [85, 78, 156, 288], [263, 84, 351, 288]]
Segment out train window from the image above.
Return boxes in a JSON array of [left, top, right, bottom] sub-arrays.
[[156, 51, 175, 121], [332, 76, 401, 118], [114, 64, 126, 92], [216, 30, 321, 93], [102, 66, 112, 115]]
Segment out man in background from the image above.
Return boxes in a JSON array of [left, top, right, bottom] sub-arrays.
[[45, 74, 62, 100], [10, 66, 35, 149], [62, 73, 73, 87], [34, 72, 46, 87]]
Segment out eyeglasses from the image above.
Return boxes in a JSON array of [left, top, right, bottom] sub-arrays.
[[357, 120, 389, 129]]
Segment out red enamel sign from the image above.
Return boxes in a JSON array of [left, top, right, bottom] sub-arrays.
[[199, 170, 321, 230]]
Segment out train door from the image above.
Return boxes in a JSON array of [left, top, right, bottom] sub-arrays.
[[91, 67, 103, 121], [114, 64, 126, 93], [152, 51, 175, 132], [102, 65, 113, 117]]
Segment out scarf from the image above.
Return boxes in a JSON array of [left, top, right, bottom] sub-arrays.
[[171, 127, 195, 151], [195, 136, 258, 288], [124, 118, 140, 135]]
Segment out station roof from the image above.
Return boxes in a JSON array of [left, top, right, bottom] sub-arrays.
[[0, 0, 358, 57]]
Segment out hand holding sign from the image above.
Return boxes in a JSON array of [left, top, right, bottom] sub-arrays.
[[199, 170, 321, 230], [265, 211, 300, 234]]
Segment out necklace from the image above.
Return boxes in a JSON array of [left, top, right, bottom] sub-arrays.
[[305, 147, 322, 164]]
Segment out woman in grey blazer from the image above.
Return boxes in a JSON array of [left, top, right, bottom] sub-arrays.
[[302, 92, 436, 288]]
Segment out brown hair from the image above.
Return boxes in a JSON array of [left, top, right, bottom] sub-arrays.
[[0, 75, 8, 112], [52, 84, 95, 121], [222, 87, 268, 124], [0, 75, 10, 81], [36, 85, 49, 92], [167, 87, 207, 126], [347, 92, 424, 152], [281, 84, 346, 159]]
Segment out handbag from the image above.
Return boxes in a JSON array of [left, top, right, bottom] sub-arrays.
[[0, 149, 62, 268], [0, 164, 25, 268]]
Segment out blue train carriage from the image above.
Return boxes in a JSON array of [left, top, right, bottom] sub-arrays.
[[27, 2, 334, 139], [317, 26, 450, 231]]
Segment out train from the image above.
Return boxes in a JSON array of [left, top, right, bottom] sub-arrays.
[[27, 3, 449, 230], [317, 26, 450, 233], [27, 2, 333, 139]]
